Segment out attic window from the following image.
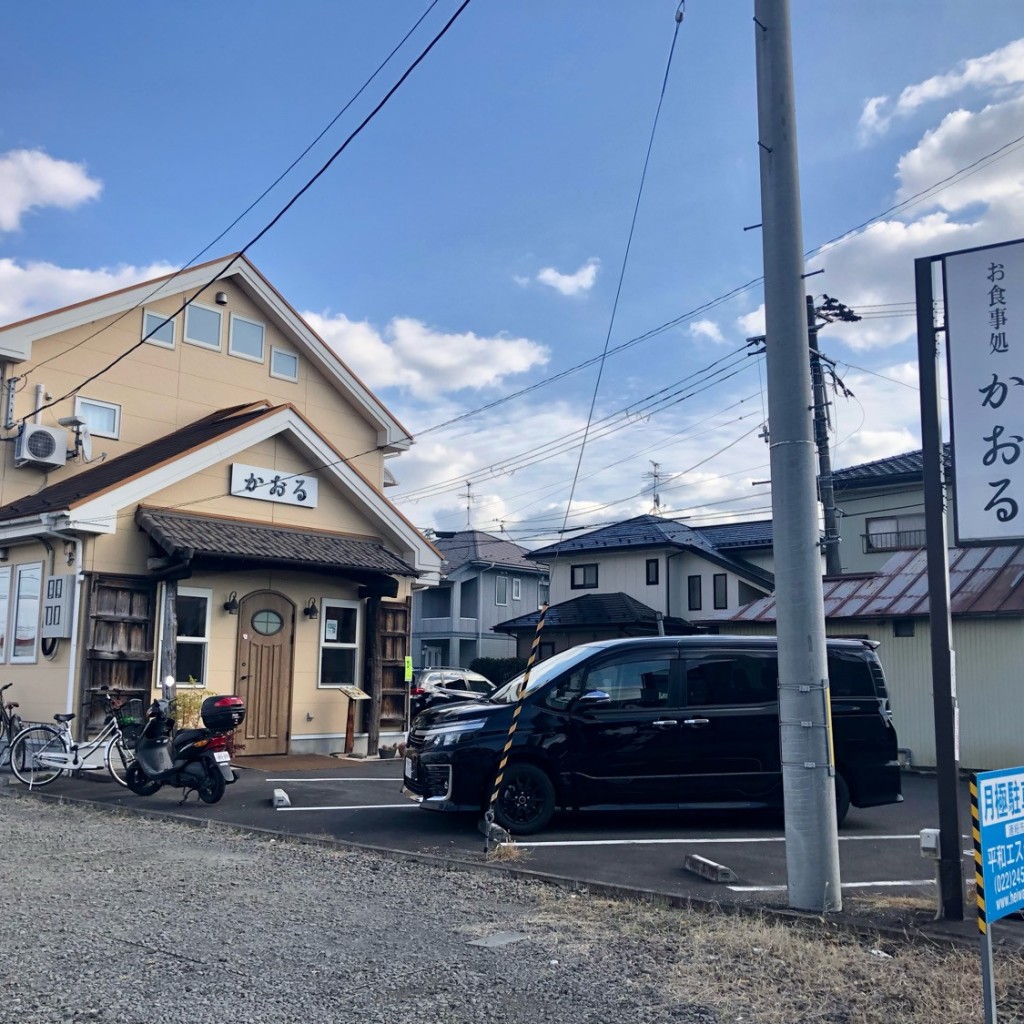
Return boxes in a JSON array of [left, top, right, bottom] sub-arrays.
[[270, 347, 299, 382], [142, 309, 175, 348], [185, 304, 222, 350], [229, 314, 265, 362]]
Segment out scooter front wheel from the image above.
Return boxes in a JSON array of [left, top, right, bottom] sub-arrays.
[[197, 764, 226, 804], [126, 761, 161, 796]]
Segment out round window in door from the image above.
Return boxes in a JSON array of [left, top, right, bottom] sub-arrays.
[[251, 609, 284, 636]]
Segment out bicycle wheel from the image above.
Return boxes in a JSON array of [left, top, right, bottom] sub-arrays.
[[104, 735, 135, 786], [10, 725, 69, 787]]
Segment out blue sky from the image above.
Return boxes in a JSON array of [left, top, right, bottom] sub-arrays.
[[3, 2, 1023, 545]]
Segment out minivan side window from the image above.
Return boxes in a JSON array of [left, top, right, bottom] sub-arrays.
[[540, 652, 675, 711], [580, 653, 675, 711], [684, 652, 777, 706], [827, 648, 879, 698]]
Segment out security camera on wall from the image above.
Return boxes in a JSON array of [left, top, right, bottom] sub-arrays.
[[58, 415, 88, 428]]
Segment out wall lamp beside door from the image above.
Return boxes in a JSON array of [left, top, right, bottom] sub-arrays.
[[303, 597, 319, 619], [223, 591, 239, 615]]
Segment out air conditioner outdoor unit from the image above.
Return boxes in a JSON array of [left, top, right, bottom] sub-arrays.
[[15, 424, 68, 470]]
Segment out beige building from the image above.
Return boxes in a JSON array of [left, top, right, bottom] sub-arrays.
[[0, 255, 441, 757]]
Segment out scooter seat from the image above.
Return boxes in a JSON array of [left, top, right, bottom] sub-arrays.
[[174, 727, 209, 748]]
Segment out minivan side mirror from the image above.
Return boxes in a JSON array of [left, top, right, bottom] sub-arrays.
[[576, 689, 611, 707]]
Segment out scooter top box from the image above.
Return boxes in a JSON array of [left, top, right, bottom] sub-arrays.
[[200, 695, 246, 731]]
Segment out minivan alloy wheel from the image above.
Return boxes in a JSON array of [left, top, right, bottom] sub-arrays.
[[494, 763, 555, 835]]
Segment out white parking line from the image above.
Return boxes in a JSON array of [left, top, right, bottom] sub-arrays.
[[275, 803, 415, 812], [513, 834, 921, 848], [265, 777, 400, 783], [728, 879, 935, 892]]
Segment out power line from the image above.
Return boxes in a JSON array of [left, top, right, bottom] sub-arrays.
[[24, 0, 444, 383], [26, 0, 474, 424]]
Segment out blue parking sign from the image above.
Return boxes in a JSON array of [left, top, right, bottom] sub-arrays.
[[976, 766, 1024, 925]]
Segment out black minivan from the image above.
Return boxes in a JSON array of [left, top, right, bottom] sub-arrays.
[[402, 635, 902, 834]]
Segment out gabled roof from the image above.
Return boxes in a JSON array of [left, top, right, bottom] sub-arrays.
[[0, 403, 271, 521], [0, 253, 411, 452], [432, 529, 543, 576], [493, 592, 694, 633], [527, 514, 774, 591], [0, 403, 440, 577], [725, 544, 1024, 622], [832, 443, 951, 491]]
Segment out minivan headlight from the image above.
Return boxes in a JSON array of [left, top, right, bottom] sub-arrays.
[[422, 718, 487, 748]]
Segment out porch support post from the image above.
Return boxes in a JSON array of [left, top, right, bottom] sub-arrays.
[[158, 580, 177, 687], [365, 594, 382, 755]]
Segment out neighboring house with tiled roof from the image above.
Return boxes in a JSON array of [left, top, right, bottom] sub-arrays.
[[718, 543, 1024, 770], [524, 514, 774, 627], [0, 255, 441, 756], [831, 444, 952, 574], [411, 529, 548, 667], [494, 592, 696, 660]]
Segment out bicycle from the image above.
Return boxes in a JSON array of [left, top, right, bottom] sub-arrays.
[[9, 689, 136, 787], [0, 683, 25, 767]]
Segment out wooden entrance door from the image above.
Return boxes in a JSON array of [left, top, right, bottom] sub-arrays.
[[234, 591, 294, 756]]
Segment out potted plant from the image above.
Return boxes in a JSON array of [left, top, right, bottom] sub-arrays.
[[378, 743, 398, 759]]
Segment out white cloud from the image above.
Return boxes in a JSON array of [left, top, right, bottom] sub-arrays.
[[536, 258, 600, 296], [858, 38, 1024, 140], [0, 150, 102, 231], [303, 311, 549, 400], [818, 92, 1024, 351], [736, 306, 765, 338], [689, 319, 725, 344], [0, 258, 178, 326]]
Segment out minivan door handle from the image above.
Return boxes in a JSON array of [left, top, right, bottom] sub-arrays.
[[651, 719, 678, 729], [683, 718, 710, 728]]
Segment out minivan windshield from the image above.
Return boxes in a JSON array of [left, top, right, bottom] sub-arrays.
[[490, 645, 601, 703]]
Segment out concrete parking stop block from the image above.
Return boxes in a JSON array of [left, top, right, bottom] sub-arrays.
[[271, 788, 291, 808], [684, 853, 738, 884]]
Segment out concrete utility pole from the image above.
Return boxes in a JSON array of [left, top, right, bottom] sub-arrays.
[[754, 0, 842, 912]]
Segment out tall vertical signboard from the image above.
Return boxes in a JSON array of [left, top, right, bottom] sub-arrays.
[[945, 239, 1024, 545]]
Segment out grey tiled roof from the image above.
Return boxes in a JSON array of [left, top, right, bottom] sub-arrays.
[[432, 529, 541, 574], [136, 507, 418, 577], [527, 514, 774, 590], [831, 443, 951, 489], [494, 592, 693, 632], [696, 520, 773, 549]]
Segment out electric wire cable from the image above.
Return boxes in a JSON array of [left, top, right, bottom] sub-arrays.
[[22, 0, 444, 383], [25, 0, 473, 424]]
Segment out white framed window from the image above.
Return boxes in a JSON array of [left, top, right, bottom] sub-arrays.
[[176, 587, 211, 686], [143, 309, 175, 348], [0, 567, 11, 663], [495, 576, 508, 606], [229, 313, 265, 362], [74, 397, 121, 439], [270, 347, 299, 382], [512, 578, 521, 601], [10, 562, 42, 664], [184, 303, 222, 350], [318, 599, 361, 689]]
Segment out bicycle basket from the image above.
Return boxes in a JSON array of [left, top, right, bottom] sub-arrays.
[[113, 698, 145, 748]]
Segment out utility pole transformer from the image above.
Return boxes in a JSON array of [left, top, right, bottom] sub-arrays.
[[754, 0, 842, 912]]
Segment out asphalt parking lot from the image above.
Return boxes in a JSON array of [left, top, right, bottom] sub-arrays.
[[1, 757, 987, 919]]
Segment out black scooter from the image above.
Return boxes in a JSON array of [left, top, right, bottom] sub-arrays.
[[126, 684, 246, 804]]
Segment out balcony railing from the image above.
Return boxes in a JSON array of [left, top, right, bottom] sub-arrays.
[[864, 529, 927, 553]]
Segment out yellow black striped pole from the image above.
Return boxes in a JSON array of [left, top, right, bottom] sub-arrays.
[[485, 603, 548, 830], [972, 775, 998, 1024], [971, 778, 985, 934]]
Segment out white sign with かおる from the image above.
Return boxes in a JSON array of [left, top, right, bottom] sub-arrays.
[[230, 463, 318, 508]]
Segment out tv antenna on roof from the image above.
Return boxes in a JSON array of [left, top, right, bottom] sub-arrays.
[[642, 461, 663, 513]]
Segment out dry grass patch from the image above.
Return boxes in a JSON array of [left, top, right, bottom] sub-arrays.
[[525, 893, 1024, 1024], [488, 841, 530, 863]]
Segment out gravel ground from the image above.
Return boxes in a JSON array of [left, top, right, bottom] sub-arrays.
[[1, 794, 1020, 1024]]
